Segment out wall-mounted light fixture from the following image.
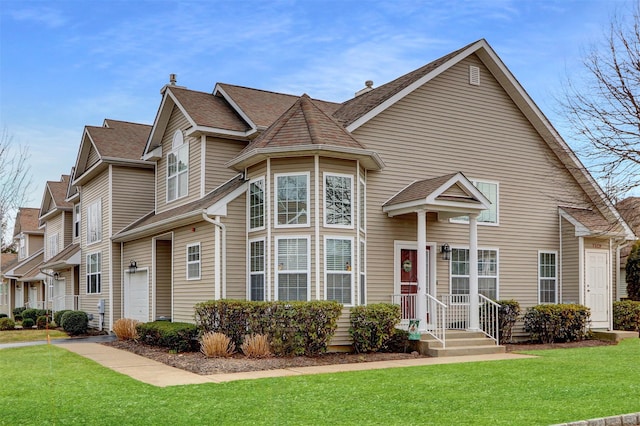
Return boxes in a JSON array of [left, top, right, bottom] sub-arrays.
[[53, 272, 60, 280], [440, 243, 451, 261], [128, 260, 137, 274]]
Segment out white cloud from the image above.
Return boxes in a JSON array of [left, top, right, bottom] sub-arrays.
[[9, 7, 66, 28]]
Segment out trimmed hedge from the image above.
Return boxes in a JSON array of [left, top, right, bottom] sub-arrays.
[[523, 304, 590, 343], [54, 310, 71, 327], [61, 311, 88, 335], [13, 307, 26, 317], [0, 313, 8, 318], [613, 300, 640, 332], [194, 300, 343, 356], [36, 315, 51, 329], [21, 318, 35, 328], [0, 317, 15, 330], [349, 303, 401, 353], [136, 321, 199, 352], [497, 300, 521, 344]]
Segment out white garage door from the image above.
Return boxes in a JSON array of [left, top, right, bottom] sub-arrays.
[[124, 270, 149, 323]]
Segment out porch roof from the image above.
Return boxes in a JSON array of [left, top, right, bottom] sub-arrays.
[[3, 250, 44, 279], [19, 260, 46, 283], [382, 172, 491, 217], [41, 243, 80, 270], [559, 206, 628, 238]]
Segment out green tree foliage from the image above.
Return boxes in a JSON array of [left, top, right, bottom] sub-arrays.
[[626, 240, 640, 301]]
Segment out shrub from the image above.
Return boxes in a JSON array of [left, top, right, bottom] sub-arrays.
[[626, 241, 640, 301], [0, 317, 15, 330], [379, 328, 410, 353], [136, 321, 199, 352], [0, 313, 8, 318], [200, 332, 236, 357], [195, 300, 342, 356], [21, 318, 35, 328], [14, 315, 23, 322], [523, 304, 590, 343], [113, 318, 140, 340], [497, 300, 521, 344], [54, 310, 71, 327], [21, 309, 39, 322], [61, 311, 89, 336], [349, 303, 401, 353], [613, 300, 640, 331], [241, 334, 272, 358], [36, 315, 51, 329], [13, 307, 26, 317]]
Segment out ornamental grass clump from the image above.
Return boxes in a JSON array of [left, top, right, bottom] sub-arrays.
[[200, 332, 235, 357], [113, 318, 140, 340], [241, 334, 272, 358]]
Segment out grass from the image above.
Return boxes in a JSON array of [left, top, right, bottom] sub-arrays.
[[0, 340, 639, 425], [0, 328, 68, 344]]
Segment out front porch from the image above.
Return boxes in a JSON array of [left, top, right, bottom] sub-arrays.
[[392, 292, 504, 356]]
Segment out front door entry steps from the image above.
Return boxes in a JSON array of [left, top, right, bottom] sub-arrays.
[[415, 330, 506, 357]]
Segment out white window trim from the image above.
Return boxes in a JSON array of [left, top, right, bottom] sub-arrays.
[[87, 199, 102, 246], [323, 172, 354, 229], [186, 242, 201, 281], [324, 236, 354, 306], [359, 239, 366, 305], [449, 246, 499, 299], [450, 179, 500, 226], [73, 203, 81, 239], [274, 172, 310, 229], [274, 236, 311, 301], [538, 250, 558, 304], [86, 252, 102, 294], [248, 176, 266, 232], [166, 131, 189, 203], [18, 235, 26, 259], [248, 237, 266, 301], [359, 177, 366, 232], [48, 233, 59, 259]]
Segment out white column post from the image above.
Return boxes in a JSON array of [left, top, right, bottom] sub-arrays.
[[417, 209, 427, 331], [469, 213, 479, 331]]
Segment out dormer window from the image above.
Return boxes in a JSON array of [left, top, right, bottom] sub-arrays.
[[167, 130, 189, 201]]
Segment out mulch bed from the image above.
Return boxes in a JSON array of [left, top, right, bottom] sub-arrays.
[[104, 338, 617, 376]]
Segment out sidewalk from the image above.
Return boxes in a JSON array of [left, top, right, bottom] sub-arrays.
[[58, 342, 535, 387]]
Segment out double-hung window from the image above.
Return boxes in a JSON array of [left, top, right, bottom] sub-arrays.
[[48, 234, 59, 259], [167, 130, 189, 201], [186, 243, 201, 280], [87, 200, 102, 244], [87, 252, 101, 294], [18, 235, 25, 259], [538, 251, 557, 304], [276, 237, 309, 301], [451, 180, 499, 225], [276, 173, 308, 227], [249, 239, 265, 301], [325, 237, 353, 304], [324, 173, 353, 227], [249, 178, 265, 230], [450, 248, 498, 299]]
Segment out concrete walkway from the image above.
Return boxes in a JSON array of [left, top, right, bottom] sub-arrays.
[[58, 342, 535, 387]]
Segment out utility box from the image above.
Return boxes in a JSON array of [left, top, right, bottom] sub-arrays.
[[97, 299, 105, 314]]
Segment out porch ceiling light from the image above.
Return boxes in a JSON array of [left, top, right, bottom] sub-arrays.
[[441, 243, 451, 261], [129, 260, 137, 274]]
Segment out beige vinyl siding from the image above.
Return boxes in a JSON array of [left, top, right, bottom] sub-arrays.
[[204, 137, 245, 193], [28, 235, 44, 256], [63, 211, 73, 247], [329, 309, 353, 347], [172, 222, 216, 322], [353, 54, 589, 312], [156, 106, 201, 214], [86, 144, 100, 169], [79, 169, 111, 329], [155, 240, 172, 319], [224, 194, 247, 300], [561, 218, 580, 304], [111, 166, 155, 234]]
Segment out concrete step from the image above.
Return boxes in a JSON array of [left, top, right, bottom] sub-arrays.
[[426, 345, 506, 358], [419, 330, 487, 341], [427, 337, 495, 348]]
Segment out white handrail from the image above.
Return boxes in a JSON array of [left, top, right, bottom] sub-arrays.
[[478, 294, 500, 345], [426, 294, 447, 348]]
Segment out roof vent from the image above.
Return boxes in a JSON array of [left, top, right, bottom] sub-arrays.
[[355, 80, 374, 97], [169, 73, 177, 85], [469, 66, 480, 86]]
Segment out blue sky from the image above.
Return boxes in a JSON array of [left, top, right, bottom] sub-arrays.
[[0, 0, 630, 223]]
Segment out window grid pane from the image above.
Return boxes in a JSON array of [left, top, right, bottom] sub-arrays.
[[250, 240, 265, 301], [187, 244, 200, 279], [277, 238, 308, 301], [325, 175, 352, 226], [87, 253, 101, 294], [249, 180, 265, 229], [277, 175, 307, 225], [539, 252, 557, 303], [167, 145, 188, 201], [326, 239, 352, 304], [451, 248, 497, 298]]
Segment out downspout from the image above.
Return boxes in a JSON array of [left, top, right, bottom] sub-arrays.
[[202, 211, 226, 300]]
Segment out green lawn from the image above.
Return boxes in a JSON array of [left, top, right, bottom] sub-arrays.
[[1, 340, 639, 425], [0, 329, 69, 344]]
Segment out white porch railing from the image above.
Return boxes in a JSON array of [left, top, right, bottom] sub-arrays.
[[391, 293, 500, 347], [52, 295, 79, 312]]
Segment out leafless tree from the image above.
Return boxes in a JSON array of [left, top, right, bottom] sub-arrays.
[[0, 128, 32, 249], [560, 2, 640, 199]]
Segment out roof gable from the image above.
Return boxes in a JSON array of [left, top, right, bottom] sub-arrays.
[[39, 175, 72, 224], [13, 207, 41, 236]]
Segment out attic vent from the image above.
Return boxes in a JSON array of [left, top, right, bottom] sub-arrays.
[[469, 65, 480, 86]]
